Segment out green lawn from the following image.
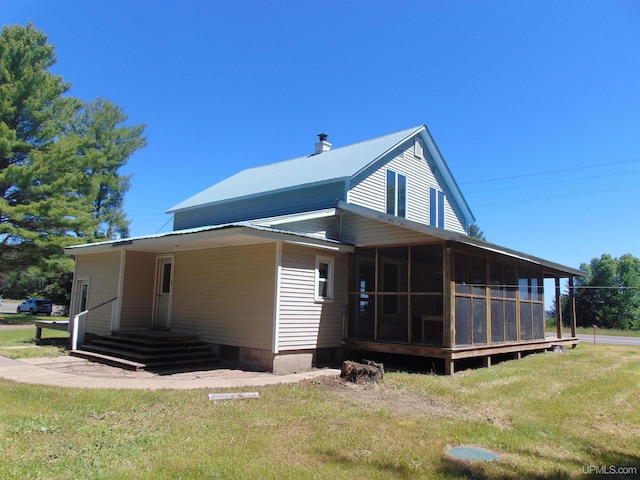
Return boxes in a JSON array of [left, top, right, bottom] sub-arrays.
[[0, 327, 69, 359], [0, 343, 638, 479]]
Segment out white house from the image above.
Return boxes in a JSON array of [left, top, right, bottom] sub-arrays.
[[65, 125, 582, 373]]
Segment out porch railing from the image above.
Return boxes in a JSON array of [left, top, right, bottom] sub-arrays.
[[69, 297, 117, 350]]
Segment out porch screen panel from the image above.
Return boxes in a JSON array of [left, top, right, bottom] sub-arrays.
[[350, 294, 375, 340], [454, 252, 487, 346], [377, 295, 408, 342], [505, 301, 517, 341], [455, 297, 471, 346], [489, 262, 517, 344], [533, 303, 545, 339], [410, 244, 444, 346], [491, 300, 505, 343], [520, 303, 533, 341], [349, 249, 376, 340], [472, 298, 487, 344], [411, 295, 443, 345]]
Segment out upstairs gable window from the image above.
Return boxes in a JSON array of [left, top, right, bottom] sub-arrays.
[[386, 170, 407, 218], [430, 187, 445, 229], [414, 138, 424, 158]]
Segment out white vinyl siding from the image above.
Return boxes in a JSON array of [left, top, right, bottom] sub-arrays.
[[170, 243, 276, 350], [120, 251, 156, 329], [340, 212, 438, 246], [73, 251, 121, 336], [278, 244, 347, 351], [348, 136, 466, 234]]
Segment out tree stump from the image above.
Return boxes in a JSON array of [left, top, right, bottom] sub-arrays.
[[340, 360, 384, 384]]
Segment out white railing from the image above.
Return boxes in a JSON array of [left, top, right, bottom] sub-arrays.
[[68, 296, 118, 350], [70, 310, 89, 350]]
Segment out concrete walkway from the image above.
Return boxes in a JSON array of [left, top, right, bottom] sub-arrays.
[[0, 355, 340, 390]]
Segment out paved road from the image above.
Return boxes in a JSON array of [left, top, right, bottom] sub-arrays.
[[0, 300, 19, 314], [573, 333, 640, 347]]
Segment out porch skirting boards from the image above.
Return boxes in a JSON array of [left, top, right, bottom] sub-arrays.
[[345, 336, 579, 375]]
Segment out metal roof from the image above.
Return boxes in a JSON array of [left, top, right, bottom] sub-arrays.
[[167, 126, 426, 213], [336, 202, 584, 277], [64, 222, 352, 255]]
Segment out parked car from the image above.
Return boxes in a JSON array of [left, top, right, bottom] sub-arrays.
[[17, 298, 53, 315]]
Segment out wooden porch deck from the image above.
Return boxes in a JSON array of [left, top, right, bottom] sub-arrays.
[[345, 336, 579, 374]]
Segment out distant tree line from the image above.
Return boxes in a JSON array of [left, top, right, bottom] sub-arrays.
[[0, 23, 146, 306], [560, 253, 640, 331]]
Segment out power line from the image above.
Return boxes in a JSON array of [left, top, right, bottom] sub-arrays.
[[473, 185, 640, 208], [459, 157, 640, 186], [464, 169, 639, 195]]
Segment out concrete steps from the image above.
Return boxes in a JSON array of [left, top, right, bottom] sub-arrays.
[[71, 330, 218, 371]]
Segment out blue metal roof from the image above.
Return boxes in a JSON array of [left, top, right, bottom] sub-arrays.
[[167, 126, 424, 213]]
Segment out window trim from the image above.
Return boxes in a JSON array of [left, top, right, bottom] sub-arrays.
[[386, 169, 407, 218], [429, 187, 445, 229], [315, 255, 335, 302]]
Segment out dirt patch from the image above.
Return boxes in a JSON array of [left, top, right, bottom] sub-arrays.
[[306, 375, 513, 429]]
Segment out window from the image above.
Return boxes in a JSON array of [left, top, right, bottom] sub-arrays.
[[386, 170, 407, 218], [429, 187, 445, 229], [414, 138, 424, 158], [315, 255, 334, 302]]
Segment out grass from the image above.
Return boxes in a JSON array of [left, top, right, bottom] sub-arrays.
[[0, 343, 638, 479], [0, 324, 69, 359]]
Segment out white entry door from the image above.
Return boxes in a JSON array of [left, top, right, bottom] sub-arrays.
[[154, 256, 174, 329]]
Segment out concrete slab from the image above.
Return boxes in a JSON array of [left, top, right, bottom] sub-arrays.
[[0, 354, 340, 390]]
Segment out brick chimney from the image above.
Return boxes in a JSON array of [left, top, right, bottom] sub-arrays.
[[314, 133, 331, 154]]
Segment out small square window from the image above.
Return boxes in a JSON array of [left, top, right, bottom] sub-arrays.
[[315, 255, 335, 302]]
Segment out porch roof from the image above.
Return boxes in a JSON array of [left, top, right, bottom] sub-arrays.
[[336, 202, 586, 278], [63, 222, 354, 255]]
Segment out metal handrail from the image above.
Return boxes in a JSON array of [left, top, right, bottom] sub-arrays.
[[70, 297, 117, 350]]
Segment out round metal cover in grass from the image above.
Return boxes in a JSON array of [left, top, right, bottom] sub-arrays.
[[446, 446, 499, 462]]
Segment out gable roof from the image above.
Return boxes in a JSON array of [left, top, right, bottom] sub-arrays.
[[167, 125, 475, 224]]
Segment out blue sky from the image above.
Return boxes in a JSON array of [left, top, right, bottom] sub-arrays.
[[3, 0, 639, 274]]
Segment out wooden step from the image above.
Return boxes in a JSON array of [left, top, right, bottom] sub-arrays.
[[70, 350, 146, 371], [76, 330, 219, 372], [79, 343, 216, 363], [88, 338, 211, 355]]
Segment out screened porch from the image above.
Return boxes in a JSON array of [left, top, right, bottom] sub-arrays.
[[345, 241, 580, 373]]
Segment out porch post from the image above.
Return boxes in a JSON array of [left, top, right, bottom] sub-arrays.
[[444, 357, 455, 375], [443, 245, 454, 348], [555, 276, 563, 339], [569, 276, 577, 338]]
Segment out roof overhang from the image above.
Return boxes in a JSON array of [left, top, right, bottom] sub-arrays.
[[337, 202, 585, 277], [64, 223, 354, 256]]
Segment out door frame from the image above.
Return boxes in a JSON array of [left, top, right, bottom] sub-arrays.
[[153, 254, 174, 329], [71, 277, 90, 318]]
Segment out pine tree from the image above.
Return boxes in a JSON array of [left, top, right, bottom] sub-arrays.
[[0, 23, 146, 278]]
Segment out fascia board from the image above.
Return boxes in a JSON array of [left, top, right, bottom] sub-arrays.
[[419, 127, 476, 224], [64, 224, 352, 255], [350, 126, 424, 179], [250, 208, 339, 226]]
